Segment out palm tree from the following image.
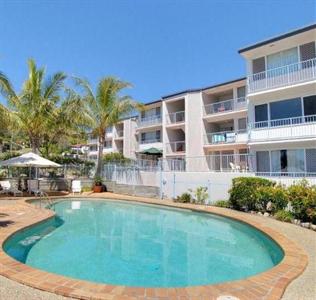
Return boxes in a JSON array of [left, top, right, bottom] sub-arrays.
[[77, 77, 142, 176], [0, 59, 86, 154]]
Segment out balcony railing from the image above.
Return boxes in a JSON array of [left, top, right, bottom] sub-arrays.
[[248, 58, 316, 93], [250, 114, 316, 129], [137, 115, 162, 127], [140, 138, 161, 144], [249, 114, 316, 142], [204, 130, 247, 145], [166, 141, 186, 154], [204, 97, 246, 115], [166, 111, 185, 124]]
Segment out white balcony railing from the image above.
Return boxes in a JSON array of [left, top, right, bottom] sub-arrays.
[[204, 97, 246, 115], [166, 111, 185, 124], [137, 115, 162, 127], [140, 138, 161, 144], [249, 114, 316, 141], [248, 58, 316, 93], [250, 114, 316, 129], [166, 141, 186, 154], [204, 130, 247, 145]]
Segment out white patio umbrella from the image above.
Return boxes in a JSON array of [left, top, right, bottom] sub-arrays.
[[0, 152, 61, 180], [0, 152, 61, 168]]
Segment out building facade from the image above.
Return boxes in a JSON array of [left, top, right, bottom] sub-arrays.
[[88, 24, 316, 177]]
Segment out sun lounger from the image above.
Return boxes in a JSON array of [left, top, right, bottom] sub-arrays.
[[0, 180, 23, 196]]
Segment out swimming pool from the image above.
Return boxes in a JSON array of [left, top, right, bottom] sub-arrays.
[[4, 199, 284, 287]]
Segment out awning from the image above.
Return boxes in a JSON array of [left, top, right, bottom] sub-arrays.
[[140, 147, 162, 155]]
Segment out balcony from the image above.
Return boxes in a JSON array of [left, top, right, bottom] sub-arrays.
[[249, 114, 316, 143], [137, 115, 162, 128], [204, 130, 248, 145], [204, 97, 246, 116], [248, 58, 316, 94], [140, 138, 161, 144], [166, 111, 185, 125], [166, 141, 186, 155], [114, 130, 124, 139]]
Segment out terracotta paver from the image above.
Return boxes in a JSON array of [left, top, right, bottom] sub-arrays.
[[0, 193, 309, 300]]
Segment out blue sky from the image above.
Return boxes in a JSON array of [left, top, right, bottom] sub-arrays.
[[0, 0, 315, 104]]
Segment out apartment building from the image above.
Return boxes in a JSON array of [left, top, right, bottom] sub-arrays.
[[239, 23, 316, 176], [87, 117, 138, 160], [88, 23, 316, 177]]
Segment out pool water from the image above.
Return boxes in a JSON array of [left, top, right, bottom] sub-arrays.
[[4, 200, 284, 287]]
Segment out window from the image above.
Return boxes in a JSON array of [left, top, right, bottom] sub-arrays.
[[270, 98, 302, 125], [300, 42, 316, 61], [306, 149, 316, 173], [237, 86, 246, 99], [255, 104, 268, 127], [303, 95, 316, 116], [252, 57, 265, 74], [104, 141, 112, 148], [238, 118, 247, 132], [271, 149, 305, 174], [256, 151, 270, 173], [267, 47, 298, 70]]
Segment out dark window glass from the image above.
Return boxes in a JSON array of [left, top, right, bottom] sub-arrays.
[[255, 104, 268, 127], [303, 95, 316, 116], [270, 98, 302, 124], [300, 42, 316, 61], [256, 151, 270, 173], [156, 130, 161, 141], [306, 149, 316, 173], [252, 57, 266, 73], [237, 86, 246, 98]]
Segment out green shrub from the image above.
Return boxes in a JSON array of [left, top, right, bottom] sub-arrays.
[[274, 210, 293, 223], [229, 177, 275, 211], [288, 179, 316, 223], [214, 200, 230, 208], [255, 185, 287, 213], [174, 192, 192, 203], [102, 152, 131, 163], [82, 186, 92, 192], [189, 186, 208, 204]]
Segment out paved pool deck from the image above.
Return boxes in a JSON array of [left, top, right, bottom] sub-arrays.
[[0, 193, 315, 300]]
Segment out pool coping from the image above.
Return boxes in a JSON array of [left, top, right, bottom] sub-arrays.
[[0, 194, 308, 300]]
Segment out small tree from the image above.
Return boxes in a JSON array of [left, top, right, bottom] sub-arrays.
[[77, 77, 142, 176]]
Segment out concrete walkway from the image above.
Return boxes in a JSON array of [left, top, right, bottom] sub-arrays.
[[0, 195, 315, 300]]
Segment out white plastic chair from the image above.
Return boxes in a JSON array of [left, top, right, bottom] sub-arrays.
[[229, 162, 236, 172], [72, 180, 82, 195]]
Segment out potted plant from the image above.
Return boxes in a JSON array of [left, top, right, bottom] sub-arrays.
[[93, 176, 103, 193]]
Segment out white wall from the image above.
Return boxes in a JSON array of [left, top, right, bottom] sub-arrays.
[[161, 172, 255, 203]]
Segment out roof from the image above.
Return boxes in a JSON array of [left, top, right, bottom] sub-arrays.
[[162, 77, 246, 99], [238, 23, 316, 54]]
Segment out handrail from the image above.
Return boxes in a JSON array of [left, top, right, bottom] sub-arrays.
[[137, 115, 162, 127], [250, 114, 316, 129], [248, 58, 316, 92], [204, 97, 246, 115], [140, 138, 161, 144], [204, 130, 247, 144], [166, 140, 186, 153], [166, 111, 185, 124]]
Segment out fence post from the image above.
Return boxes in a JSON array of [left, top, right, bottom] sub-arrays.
[[207, 179, 211, 205], [173, 172, 176, 200], [159, 160, 163, 200]]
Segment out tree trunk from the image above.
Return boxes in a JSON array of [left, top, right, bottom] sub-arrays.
[[96, 135, 104, 176], [30, 136, 40, 154]]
